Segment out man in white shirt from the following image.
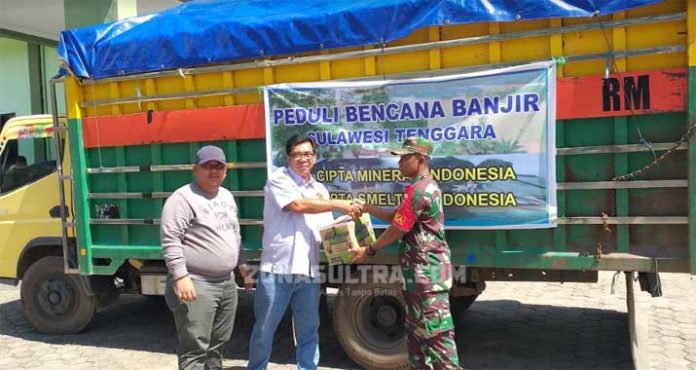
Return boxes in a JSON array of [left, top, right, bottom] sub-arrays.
[[247, 135, 360, 370]]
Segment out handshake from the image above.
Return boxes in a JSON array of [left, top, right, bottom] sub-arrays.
[[336, 198, 366, 220]]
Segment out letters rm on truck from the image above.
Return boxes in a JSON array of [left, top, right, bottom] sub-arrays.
[[1, 1, 695, 369]]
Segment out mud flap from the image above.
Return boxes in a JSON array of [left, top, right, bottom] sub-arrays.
[[626, 271, 650, 370]]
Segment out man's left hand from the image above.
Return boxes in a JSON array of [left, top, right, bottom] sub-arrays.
[[239, 267, 255, 290], [350, 246, 368, 263], [350, 199, 365, 219]]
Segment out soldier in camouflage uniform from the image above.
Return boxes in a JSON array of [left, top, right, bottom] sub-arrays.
[[352, 137, 460, 370]]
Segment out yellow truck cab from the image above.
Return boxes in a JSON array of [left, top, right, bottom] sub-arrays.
[[0, 115, 94, 334], [0, 115, 67, 282]]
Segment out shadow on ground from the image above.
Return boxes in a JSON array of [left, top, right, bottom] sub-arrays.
[[0, 289, 631, 369]]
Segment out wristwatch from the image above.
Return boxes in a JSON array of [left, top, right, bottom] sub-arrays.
[[366, 245, 377, 257]]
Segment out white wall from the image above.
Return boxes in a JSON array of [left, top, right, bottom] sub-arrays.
[[0, 0, 65, 40], [0, 38, 31, 115]]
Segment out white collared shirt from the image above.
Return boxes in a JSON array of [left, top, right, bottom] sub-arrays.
[[259, 166, 334, 277]]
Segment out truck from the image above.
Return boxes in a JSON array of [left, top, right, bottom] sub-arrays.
[[1, 0, 694, 369]]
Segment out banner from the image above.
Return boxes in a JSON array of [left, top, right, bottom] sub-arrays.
[[264, 62, 557, 229]]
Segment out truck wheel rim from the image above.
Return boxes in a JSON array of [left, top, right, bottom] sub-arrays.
[[38, 276, 77, 317], [353, 294, 406, 351]]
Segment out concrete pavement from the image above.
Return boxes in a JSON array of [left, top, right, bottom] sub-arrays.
[[0, 272, 693, 369]]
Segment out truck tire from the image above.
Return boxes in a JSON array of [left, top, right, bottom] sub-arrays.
[[20, 256, 96, 334], [333, 275, 409, 370]]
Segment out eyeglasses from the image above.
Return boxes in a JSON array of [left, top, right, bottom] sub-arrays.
[[288, 151, 316, 159], [200, 162, 226, 171]]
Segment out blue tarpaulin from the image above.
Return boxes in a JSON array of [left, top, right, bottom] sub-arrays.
[[58, 0, 662, 80]]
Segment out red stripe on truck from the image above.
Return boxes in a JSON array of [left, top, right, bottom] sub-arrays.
[[556, 68, 686, 120], [82, 105, 266, 148]]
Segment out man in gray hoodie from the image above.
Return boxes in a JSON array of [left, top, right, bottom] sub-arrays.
[[161, 145, 252, 370]]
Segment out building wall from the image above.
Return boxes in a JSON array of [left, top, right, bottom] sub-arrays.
[[43, 46, 66, 115], [0, 38, 31, 116]]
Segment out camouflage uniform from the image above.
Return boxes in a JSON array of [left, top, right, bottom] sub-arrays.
[[392, 173, 460, 370]]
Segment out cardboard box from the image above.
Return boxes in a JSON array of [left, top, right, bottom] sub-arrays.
[[320, 213, 376, 265]]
